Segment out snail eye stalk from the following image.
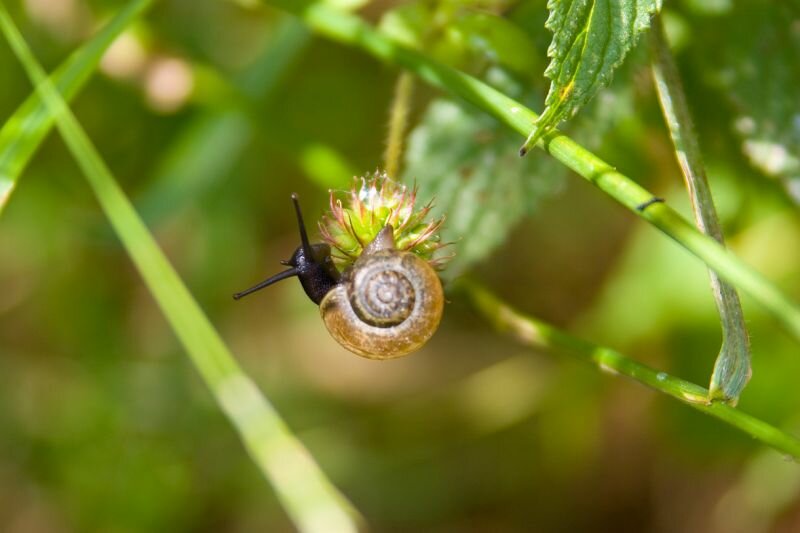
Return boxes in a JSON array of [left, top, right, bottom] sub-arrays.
[[291, 193, 314, 259], [233, 193, 334, 302], [232, 267, 300, 300]]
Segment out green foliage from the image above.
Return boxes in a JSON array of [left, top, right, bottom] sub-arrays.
[[381, 1, 559, 276], [379, 1, 538, 75], [463, 280, 800, 459], [649, 19, 751, 404], [3, 0, 800, 531], [449, 12, 541, 74], [707, 3, 800, 200], [0, 4, 359, 532], [0, 0, 153, 214], [404, 96, 563, 278], [138, 17, 312, 224], [286, 0, 800, 341], [402, 43, 635, 278], [521, 0, 662, 153]]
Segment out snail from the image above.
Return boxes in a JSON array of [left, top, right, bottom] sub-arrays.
[[234, 183, 446, 359]]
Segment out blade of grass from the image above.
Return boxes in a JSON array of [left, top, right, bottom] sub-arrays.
[[0, 0, 153, 214], [649, 18, 751, 403], [459, 279, 800, 459], [261, 0, 800, 345], [0, 7, 361, 532]]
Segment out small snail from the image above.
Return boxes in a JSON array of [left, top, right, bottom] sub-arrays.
[[235, 175, 448, 359]]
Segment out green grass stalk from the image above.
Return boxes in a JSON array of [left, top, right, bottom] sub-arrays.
[[460, 280, 800, 459], [0, 6, 361, 532], [649, 17, 751, 402]]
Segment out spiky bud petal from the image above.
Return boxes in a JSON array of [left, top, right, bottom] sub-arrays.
[[319, 171, 450, 270]]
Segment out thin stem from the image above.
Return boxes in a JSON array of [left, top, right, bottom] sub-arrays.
[[0, 7, 362, 532], [384, 71, 414, 178], [458, 279, 800, 459], [649, 17, 751, 403], [262, 0, 800, 345]]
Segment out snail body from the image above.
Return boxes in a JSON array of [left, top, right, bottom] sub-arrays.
[[234, 189, 444, 359]]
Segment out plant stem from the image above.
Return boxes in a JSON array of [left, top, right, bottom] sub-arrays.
[[384, 72, 414, 178], [0, 7, 361, 532], [260, 0, 800, 345], [649, 18, 751, 403], [459, 279, 800, 458]]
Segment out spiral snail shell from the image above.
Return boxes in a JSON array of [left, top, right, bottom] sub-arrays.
[[233, 191, 444, 359], [320, 225, 443, 359]]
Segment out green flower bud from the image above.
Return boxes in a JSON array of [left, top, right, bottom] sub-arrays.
[[319, 171, 451, 271]]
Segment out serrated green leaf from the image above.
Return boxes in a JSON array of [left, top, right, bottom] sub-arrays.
[[402, 59, 634, 278], [708, 3, 800, 201], [0, 0, 153, 214], [403, 97, 564, 278], [520, 0, 662, 154]]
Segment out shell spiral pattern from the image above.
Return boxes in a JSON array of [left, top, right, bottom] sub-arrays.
[[320, 246, 444, 360], [350, 252, 416, 327]]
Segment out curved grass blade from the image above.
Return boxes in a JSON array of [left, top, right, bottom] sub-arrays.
[[0, 0, 153, 214], [519, 0, 662, 155], [0, 7, 362, 532], [649, 19, 751, 403], [462, 280, 800, 459]]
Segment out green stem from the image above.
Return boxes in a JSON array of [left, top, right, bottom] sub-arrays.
[[459, 279, 800, 458], [261, 0, 800, 344], [649, 18, 751, 403], [384, 72, 414, 178], [0, 7, 361, 532]]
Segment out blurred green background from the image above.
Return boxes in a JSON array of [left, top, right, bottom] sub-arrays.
[[2, 0, 800, 531]]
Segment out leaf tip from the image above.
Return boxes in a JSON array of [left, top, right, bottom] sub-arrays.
[[519, 127, 543, 157]]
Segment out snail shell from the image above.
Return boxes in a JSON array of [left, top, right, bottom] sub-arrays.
[[320, 226, 444, 359]]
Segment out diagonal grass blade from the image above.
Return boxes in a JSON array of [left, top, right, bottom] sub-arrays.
[[0, 6, 361, 532]]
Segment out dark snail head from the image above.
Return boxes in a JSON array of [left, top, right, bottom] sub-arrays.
[[233, 193, 339, 304]]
